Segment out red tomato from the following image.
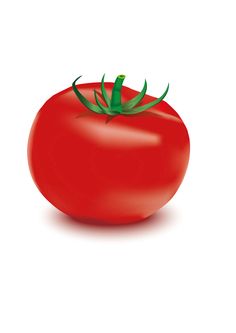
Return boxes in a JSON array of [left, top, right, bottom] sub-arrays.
[[28, 75, 190, 224]]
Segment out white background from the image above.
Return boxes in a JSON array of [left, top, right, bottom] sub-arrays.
[[1, 0, 236, 332]]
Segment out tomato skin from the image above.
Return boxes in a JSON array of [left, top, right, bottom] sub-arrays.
[[28, 82, 190, 224]]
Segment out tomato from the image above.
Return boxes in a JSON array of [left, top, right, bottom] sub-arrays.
[[28, 74, 190, 224]]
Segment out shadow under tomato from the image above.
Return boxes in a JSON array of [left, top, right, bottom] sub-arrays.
[[44, 205, 178, 237]]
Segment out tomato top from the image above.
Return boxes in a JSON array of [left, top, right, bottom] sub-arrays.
[[72, 74, 169, 116]]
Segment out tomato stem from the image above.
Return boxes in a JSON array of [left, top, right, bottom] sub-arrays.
[[72, 74, 169, 116], [110, 74, 126, 114]]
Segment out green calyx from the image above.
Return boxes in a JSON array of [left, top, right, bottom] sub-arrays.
[[72, 74, 169, 116]]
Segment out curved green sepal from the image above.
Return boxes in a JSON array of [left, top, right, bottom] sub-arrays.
[[125, 83, 169, 114], [72, 76, 103, 114], [122, 79, 147, 110], [94, 90, 109, 114], [101, 74, 111, 107], [94, 91, 120, 115]]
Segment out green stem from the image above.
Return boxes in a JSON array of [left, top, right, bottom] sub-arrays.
[[110, 74, 126, 113], [72, 74, 169, 116]]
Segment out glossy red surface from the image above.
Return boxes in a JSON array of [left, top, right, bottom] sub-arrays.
[[28, 82, 190, 224]]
